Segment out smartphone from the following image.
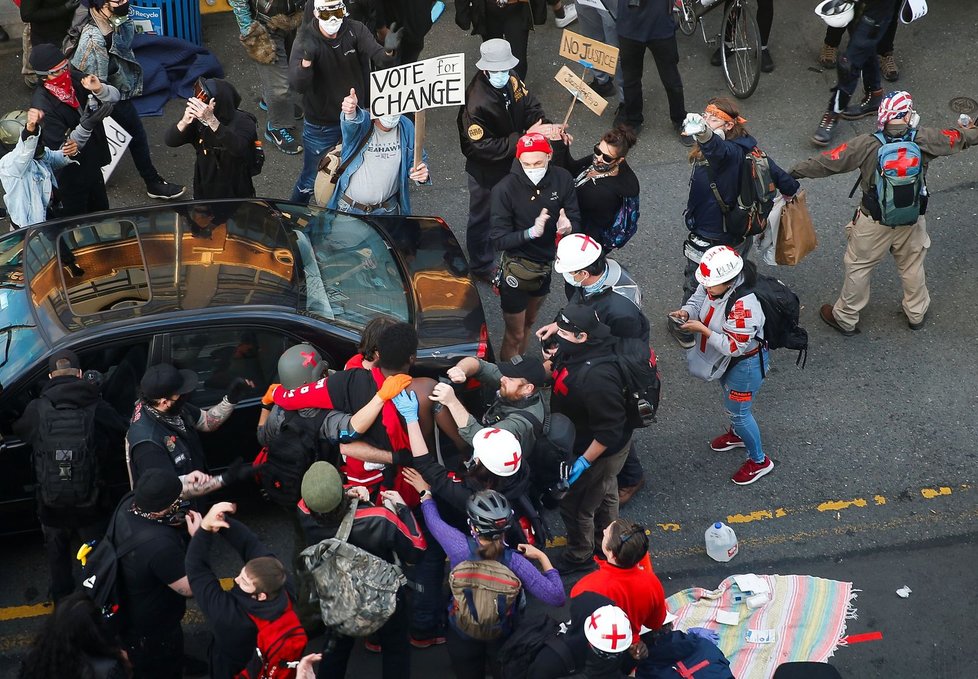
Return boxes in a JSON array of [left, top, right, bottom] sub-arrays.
[[192, 77, 210, 103], [668, 314, 685, 326]]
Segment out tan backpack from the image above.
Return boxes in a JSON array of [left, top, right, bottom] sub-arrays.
[[448, 547, 523, 641]]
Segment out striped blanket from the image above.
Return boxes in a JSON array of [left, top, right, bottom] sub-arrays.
[[666, 575, 856, 679]]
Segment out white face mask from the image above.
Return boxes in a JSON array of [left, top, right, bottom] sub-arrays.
[[712, 126, 726, 140], [523, 165, 547, 185], [378, 114, 401, 129], [319, 16, 343, 35], [487, 71, 510, 89], [562, 271, 583, 287]]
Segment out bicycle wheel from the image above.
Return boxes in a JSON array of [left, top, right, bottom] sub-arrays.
[[720, 0, 761, 99], [675, 0, 697, 36]]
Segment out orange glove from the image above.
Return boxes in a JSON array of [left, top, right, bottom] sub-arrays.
[[262, 383, 281, 406], [377, 373, 412, 401]]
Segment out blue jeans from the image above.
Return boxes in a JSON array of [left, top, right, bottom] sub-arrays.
[[720, 350, 768, 464], [833, 6, 895, 109], [291, 121, 341, 204]]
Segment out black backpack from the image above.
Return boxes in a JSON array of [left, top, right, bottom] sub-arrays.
[[584, 337, 662, 429], [497, 613, 572, 679], [32, 397, 100, 510], [79, 494, 157, 633], [512, 409, 576, 510], [725, 263, 808, 369], [256, 409, 330, 508], [703, 145, 778, 239]]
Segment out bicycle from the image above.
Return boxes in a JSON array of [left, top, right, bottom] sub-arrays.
[[674, 0, 762, 99]]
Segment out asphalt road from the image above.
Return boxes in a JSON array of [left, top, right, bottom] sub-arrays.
[[1, 0, 977, 676]]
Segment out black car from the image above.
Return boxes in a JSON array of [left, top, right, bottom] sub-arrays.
[[0, 199, 493, 532]]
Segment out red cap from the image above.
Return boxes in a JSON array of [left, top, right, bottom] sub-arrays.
[[515, 132, 552, 158]]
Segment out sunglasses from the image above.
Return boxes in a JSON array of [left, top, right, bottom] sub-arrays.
[[592, 144, 618, 163], [315, 6, 346, 20], [193, 78, 210, 102]]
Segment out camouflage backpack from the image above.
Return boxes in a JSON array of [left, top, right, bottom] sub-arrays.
[[298, 499, 405, 636]]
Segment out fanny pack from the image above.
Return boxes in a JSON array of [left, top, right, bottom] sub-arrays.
[[497, 252, 550, 292]]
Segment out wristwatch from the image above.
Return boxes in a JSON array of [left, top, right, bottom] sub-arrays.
[[419, 489, 432, 502]]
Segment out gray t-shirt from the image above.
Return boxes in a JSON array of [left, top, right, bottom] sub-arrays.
[[345, 125, 401, 205]]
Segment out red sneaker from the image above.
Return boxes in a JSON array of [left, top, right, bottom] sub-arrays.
[[364, 639, 382, 653], [731, 457, 774, 486], [711, 428, 746, 452], [410, 633, 446, 649]]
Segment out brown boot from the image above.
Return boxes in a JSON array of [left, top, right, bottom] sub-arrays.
[[618, 475, 645, 506], [818, 43, 838, 68]]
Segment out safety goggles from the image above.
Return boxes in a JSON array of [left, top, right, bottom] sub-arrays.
[[592, 144, 618, 164], [37, 59, 70, 77], [315, 5, 346, 20]]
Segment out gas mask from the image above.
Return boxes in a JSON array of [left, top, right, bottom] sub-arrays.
[[487, 71, 510, 90], [522, 165, 547, 185]]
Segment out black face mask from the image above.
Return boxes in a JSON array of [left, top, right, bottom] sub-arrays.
[[110, 2, 129, 15], [592, 159, 616, 173], [556, 336, 585, 358], [167, 397, 185, 416]]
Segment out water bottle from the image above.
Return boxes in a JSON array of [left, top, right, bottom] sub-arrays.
[[959, 114, 972, 128], [87, 94, 99, 113], [704, 522, 739, 562]]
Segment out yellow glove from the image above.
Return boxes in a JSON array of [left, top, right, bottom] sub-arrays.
[[262, 383, 281, 406], [378, 373, 412, 401]]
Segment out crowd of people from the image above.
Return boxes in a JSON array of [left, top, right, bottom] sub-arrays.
[[4, 0, 977, 677]]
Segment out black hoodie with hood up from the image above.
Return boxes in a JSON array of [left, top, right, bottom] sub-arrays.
[[164, 78, 257, 200]]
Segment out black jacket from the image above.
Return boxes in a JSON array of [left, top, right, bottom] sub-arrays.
[[288, 18, 392, 127], [20, 0, 75, 45], [558, 150, 640, 244], [454, 0, 546, 37], [551, 337, 631, 455], [490, 160, 581, 263], [458, 72, 547, 186], [566, 273, 650, 343], [186, 518, 296, 679], [13, 375, 128, 527], [164, 79, 256, 200], [297, 498, 425, 565], [527, 591, 624, 679]]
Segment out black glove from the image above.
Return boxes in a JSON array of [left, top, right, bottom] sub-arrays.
[[295, 25, 318, 62], [383, 23, 404, 51], [79, 101, 113, 131], [392, 448, 413, 467], [226, 377, 253, 404], [220, 458, 258, 487]]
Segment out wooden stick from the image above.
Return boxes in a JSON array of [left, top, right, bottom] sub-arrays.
[[562, 64, 591, 128], [413, 110, 426, 169]]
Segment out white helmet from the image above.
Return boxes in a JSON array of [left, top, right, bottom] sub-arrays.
[[584, 605, 632, 654], [695, 245, 743, 287], [815, 0, 855, 28], [471, 428, 522, 477], [554, 233, 603, 274]]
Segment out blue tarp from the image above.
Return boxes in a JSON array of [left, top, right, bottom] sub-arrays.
[[131, 33, 224, 116]]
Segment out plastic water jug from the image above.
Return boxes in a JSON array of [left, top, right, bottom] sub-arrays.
[[705, 522, 739, 562]]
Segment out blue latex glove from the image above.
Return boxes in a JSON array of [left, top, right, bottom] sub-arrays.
[[392, 389, 419, 423], [688, 627, 720, 646], [568, 456, 591, 485]]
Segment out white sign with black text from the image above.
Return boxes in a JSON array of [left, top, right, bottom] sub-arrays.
[[369, 53, 466, 118], [101, 117, 133, 182]]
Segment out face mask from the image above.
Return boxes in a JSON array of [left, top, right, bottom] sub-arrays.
[[44, 70, 79, 108], [320, 16, 343, 34], [523, 165, 547, 185], [487, 71, 510, 89], [555, 336, 583, 357], [592, 160, 615, 173], [110, 2, 129, 16], [563, 271, 583, 287], [378, 114, 401, 129], [712, 126, 726, 140]]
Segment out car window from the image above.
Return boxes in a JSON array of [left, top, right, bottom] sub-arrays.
[[75, 341, 152, 421], [276, 205, 410, 331], [169, 329, 298, 407]]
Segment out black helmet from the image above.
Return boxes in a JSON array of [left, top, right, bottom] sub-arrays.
[[277, 343, 329, 390], [466, 490, 513, 537]]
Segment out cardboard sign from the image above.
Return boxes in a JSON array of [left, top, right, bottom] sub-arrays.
[[555, 66, 607, 116], [369, 53, 465, 118], [558, 29, 619, 76], [101, 116, 132, 182]]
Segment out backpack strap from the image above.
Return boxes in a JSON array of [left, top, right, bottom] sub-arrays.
[[701, 156, 731, 216], [335, 498, 359, 543], [332, 127, 373, 186], [109, 497, 160, 559]]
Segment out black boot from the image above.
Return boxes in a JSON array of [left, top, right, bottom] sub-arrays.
[[812, 111, 840, 147], [842, 88, 883, 120]]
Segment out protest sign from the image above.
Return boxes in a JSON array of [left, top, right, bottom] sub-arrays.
[[555, 66, 607, 117], [558, 29, 619, 76], [369, 53, 465, 118], [101, 117, 132, 182]]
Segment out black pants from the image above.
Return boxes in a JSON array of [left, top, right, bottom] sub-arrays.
[[57, 162, 109, 218], [618, 35, 686, 127], [466, 174, 497, 276], [756, 0, 773, 46], [482, 5, 530, 81], [446, 625, 504, 679], [110, 99, 161, 186], [617, 442, 644, 488], [318, 590, 411, 679], [125, 623, 184, 679], [42, 519, 106, 603], [824, 0, 900, 54]]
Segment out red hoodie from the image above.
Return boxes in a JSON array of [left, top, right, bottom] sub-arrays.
[[570, 554, 666, 643]]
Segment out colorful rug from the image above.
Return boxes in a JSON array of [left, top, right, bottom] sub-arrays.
[[666, 575, 856, 679]]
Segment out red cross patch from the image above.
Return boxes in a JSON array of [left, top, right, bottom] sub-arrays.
[[602, 623, 627, 650], [300, 351, 317, 367], [883, 147, 919, 177], [823, 142, 848, 161], [728, 300, 752, 329], [553, 368, 569, 396], [942, 128, 962, 149], [588, 612, 601, 630], [503, 451, 521, 470]]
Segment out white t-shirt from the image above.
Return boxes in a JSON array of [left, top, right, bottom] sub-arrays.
[[345, 125, 401, 205]]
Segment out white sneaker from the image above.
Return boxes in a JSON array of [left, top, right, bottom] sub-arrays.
[[554, 3, 577, 28]]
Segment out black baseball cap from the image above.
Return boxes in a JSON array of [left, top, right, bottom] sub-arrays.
[[48, 349, 80, 372], [134, 468, 183, 513], [140, 363, 199, 399], [556, 304, 611, 339], [498, 354, 547, 388]]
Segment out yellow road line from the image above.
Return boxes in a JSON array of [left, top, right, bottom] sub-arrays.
[[0, 603, 53, 622]]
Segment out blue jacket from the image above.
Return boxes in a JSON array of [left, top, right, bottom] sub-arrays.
[[328, 107, 429, 214], [73, 15, 143, 99], [0, 132, 74, 227], [684, 133, 798, 243]]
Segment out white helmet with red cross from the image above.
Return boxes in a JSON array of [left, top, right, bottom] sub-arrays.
[[584, 605, 632, 654], [472, 427, 523, 477], [554, 233, 603, 273], [695, 245, 743, 287]]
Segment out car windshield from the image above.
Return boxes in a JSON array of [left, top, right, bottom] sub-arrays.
[[276, 204, 411, 330], [0, 231, 45, 391]]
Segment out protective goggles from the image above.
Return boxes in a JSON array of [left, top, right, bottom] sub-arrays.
[[315, 4, 346, 20], [36, 59, 70, 77]]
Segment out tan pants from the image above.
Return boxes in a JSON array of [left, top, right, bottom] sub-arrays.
[[832, 210, 930, 330], [558, 438, 630, 565]]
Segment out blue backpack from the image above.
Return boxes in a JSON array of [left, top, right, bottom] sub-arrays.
[[600, 195, 640, 250], [873, 130, 924, 226]]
